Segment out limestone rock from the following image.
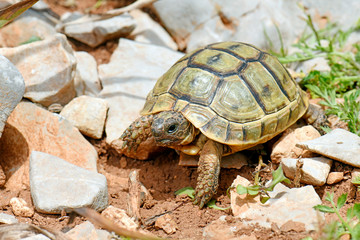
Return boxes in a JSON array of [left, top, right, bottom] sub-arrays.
[[296, 128, 360, 167], [63, 13, 136, 47], [281, 157, 333, 186], [74, 51, 102, 97], [230, 175, 323, 231], [0, 101, 98, 191], [30, 151, 108, 214], [60, 96, 108, 139], [99, 38, 183, 158], [271, 125, 321, 163], [0, 55, 25, 137], [129, 9, 178, 50], [9, 197, 34, 217], [0, 34, 76, 107]]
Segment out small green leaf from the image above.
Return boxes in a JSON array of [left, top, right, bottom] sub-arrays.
[[175, 187, 195, 199], [236, 185, 249, 195], [206, 199, 230, 211], [325, 192, 335, 203], [313, 204, 335, 213], [300, 237, 313, 240], [246, 185, 261, 195], [266, 165, 290, 191], [337, 194, 347, 209]]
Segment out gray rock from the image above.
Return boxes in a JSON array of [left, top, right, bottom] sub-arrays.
[[231, 175, 323, 231], [60, 96, 108, 139], [99, 38, 183, 144], [0, 34, 76, 107], [186, 16, 233, 51], [0, 212, 18, 224], [63, 13, 136, 47], [153, 0, 216, 49], [296, 128, 360, 167], [30, 151, 108, 214], [155, 0, 360, 52], [281, 157, 333, 186], [74, 51, 101, 97], [0, 55, 25, 137], [130, 9, 178, 50]]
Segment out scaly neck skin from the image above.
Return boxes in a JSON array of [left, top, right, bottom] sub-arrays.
[[120, 115, 154, 153]]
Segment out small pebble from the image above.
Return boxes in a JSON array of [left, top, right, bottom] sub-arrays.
[[9, 197, 34, 217], [327, 172, 344, 185], [155, 214, 178, 234]]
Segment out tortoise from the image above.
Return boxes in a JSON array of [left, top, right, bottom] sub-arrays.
[[120, 41, 325, 208]]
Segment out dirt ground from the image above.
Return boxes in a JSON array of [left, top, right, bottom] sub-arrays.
[[0, 1, 358, 239]]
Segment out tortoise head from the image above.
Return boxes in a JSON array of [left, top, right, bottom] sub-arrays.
[[151, 111, 196, 146]]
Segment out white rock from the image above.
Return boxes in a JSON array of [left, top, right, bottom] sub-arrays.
[[0, 212, 18, 224], [281, 157, 333, 186], [0, 10, 56, 47], [22, 234, 51, 240], [30, 151, 108, 214], [0, 55, 25, 137], [230, 175, 323, 231], [129, 9, 178, 50], [9, 197, 34, 217], [99, 38, 183, 144], [0, 101, 98, 191], [296, 128, 360, 167], [186, 16, 233, 52], [64, 13, 136, 47], [0, 34, 76, 107], [74, 51, 101, 97], [153, 0, 216, 49], [101, 205, 138, 231], [60, 96, 108, 139]]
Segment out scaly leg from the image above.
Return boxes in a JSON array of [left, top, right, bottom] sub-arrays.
[[194, 139, 224, 208]]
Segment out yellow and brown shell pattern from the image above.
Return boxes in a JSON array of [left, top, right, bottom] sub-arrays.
[[141, 41, 308, 150]]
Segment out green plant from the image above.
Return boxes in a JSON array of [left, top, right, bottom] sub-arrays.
[[271, 10, 360, 136], [175, 187, 229, 210], [313, 192, 360, 239], [236, 165, 290, 204]]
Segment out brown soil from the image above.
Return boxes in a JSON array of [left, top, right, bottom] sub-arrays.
[[0, 1, 357, 239]]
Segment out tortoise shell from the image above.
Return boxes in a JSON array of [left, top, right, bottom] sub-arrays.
[[141, 42, 308, 149]]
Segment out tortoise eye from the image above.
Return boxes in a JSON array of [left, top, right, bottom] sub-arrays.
[[167, 124, 178, 133]]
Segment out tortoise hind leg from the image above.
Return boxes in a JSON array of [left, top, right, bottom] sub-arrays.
[[303, 103, 327, 133], [194, 139, 224, 208]]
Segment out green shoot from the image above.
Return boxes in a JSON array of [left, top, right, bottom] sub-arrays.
[[314, 193, 360, 239], [271, 9, 360, 136], [175, 187, 229, 210], [236, 165, 290, 204]]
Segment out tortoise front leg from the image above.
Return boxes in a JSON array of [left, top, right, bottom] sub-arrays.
[[194, 139, 224, 208]]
